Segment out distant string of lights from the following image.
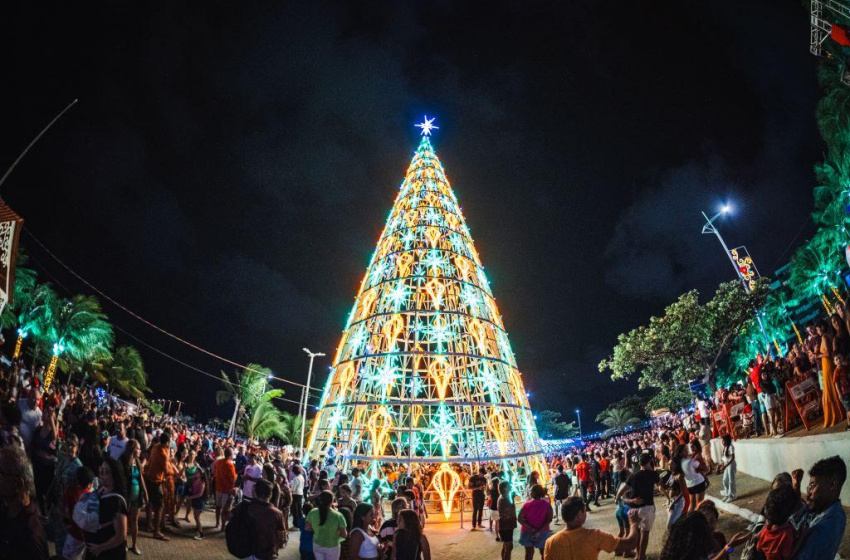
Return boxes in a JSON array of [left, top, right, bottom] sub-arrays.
[[20, 236, 318, 408], [23, 228, 321, 393]]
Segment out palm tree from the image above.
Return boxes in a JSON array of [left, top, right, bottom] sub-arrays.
[[787, 239, 842, 304], [104, 346, 149, 399], [0, 249, 37, 331], [242, 397, 287, 442], [216, 363, 282, 438], [278, 411, 308, 446], [598, 407, 641, 435], [31, 292, 113, 388]]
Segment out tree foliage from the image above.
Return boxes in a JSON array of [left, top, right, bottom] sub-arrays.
[[598, 407, 641, 436], [599, 280, 768, 408], [596, 394, 648, 422], [533, 410, 578, 439]]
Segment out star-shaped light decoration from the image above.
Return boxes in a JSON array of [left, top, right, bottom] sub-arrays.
[[424, 403, 461, 458], [416, 116, 439, 136]]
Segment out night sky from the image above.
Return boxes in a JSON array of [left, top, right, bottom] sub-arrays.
[[1, 1, 823, 429]]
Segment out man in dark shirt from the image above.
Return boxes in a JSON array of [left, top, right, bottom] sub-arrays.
[[469, 468, 487, 530], [617, 454, 659, 560], [553, 465, 572, 525], [244, 480, 285, 560]]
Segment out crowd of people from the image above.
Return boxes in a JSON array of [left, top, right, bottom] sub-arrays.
[[1, 346, 848, 560]]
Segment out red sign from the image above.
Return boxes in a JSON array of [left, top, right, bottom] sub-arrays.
[[786, 376, 822, 431]]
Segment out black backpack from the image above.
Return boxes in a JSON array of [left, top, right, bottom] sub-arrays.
[[225, 502, 253, 558]]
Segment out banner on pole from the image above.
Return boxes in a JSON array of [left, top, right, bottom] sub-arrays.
[[730, 246, 759, 293]]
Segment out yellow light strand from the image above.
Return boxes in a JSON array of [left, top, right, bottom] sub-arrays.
[[12, 336, 23, 359], [44, 354, 59, 391]]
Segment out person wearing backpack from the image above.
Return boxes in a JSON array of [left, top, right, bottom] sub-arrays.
[[226, 479, 285, 560], [83, 457, 128, 560]]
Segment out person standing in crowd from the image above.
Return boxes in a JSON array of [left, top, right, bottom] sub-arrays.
[[496, 480, 517, 560], [213, 447, 237, 531], [119, 440, 147, 555], [369, 479, 383, 528], [143, 431, 169, 541], [468, 468, 486, 530], [30, 404, 57, 514], [618, 454, 659, 560], [62, 467, 95, 560], [553, 465, 571, 525], [718, 434, 736, 502], [575, 454, 592, 512], [517, 484, 552, 560], [818, 322, 845, 428], [306, 490, 347, 560], [544, 497, 639, 560], [833, 353, 850, 429], [681, 441, 708, 513], [794, 456, 847, 560], [349, 467, 363, 502], [238, 479, 286, 560], [291, 464, 306, 530], [0, 445, 49, 560], [487, 476, 501, 536], [107, 423, 128, 461], [242, 453, 262, 501], [17, 387, 41, 451], [84, 457, 129, 560], [392, 509, 430, 560], [349, 502, 381, 560], [379, 497, 408, 560], [186, 467, 206, 540]]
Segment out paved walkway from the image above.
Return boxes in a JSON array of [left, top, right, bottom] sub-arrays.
[[124, 494, 749, 560]]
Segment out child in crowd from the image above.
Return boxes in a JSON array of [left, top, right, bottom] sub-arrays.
[[718, 434, 736, 502], [62, 467, 95, 560], [299, 501, 315, 560], [187, 466, 207, 540], [757, 486, 801, 560]]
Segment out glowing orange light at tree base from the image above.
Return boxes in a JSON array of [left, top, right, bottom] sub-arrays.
[[430, 463, 462, 519], [12, 336, 23, 359]]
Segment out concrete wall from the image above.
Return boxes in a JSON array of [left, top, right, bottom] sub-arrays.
[[710, 432, 850, 507]]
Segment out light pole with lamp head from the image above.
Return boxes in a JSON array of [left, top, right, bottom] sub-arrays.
[[575, 409, 582, 439], [300, 348, 325, 457], [701, 204, 771, 350]]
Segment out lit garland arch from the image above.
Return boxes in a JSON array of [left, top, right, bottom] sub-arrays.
[[306, 122, 547, 517]]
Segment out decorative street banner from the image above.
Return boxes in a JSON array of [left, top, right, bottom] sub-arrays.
[[730, 246, 760, 293], [786, 376, 822, 431]]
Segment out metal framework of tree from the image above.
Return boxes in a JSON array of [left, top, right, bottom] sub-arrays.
[[306, 126, 547, 516]]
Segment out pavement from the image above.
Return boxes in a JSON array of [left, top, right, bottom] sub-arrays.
[[108, 493, 749, 560]]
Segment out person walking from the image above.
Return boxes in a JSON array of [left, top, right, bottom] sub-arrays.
[[617, 454, 659, 560], [119, 440, 147, 555], [497, 481, 517, 560], [291, 464, 306, 530], [468, 468, 486, 530]]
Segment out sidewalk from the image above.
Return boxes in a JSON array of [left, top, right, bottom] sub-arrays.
[[705, 470, 850, 559]]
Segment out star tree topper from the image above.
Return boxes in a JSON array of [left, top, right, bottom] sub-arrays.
[[416, 116, 439, 136]]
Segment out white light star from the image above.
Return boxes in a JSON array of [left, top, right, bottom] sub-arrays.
[[416, 116, 439, 136]]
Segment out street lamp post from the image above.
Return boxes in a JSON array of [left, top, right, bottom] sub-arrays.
[[701, 205, 771, 350], [300, 348, 325, 457], [575, 409, 582, 439]]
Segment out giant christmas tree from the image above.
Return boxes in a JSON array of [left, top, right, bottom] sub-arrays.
[[306, 119, 547, 516]]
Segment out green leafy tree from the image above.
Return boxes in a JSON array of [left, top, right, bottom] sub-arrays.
[[596, 394, 649, 422], [597, 407, 641, 436], [217, 363, 284, 438], [599, 280, 768, 410], [104, 346, 149, 399], [533, 410, 578, 439], [0, 249, 37, 330]]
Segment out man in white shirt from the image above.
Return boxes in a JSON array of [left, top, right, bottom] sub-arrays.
[[107, 423, 128, 460], [290, 464, 305, 528], [18, 388, 42, 451], [242, 453, 263, 500]]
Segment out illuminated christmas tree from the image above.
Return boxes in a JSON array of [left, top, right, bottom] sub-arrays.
[[306, 118, 548, 517]]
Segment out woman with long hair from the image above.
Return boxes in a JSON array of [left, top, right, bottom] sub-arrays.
[[306, 490, 347, 560], [85, 457, 129, 560], [497, 480, 517, 560], [369, 479, 383, 527], [120, 439, 147, 555], [658, 512, 749, 560], [179, 448, 200, 522], [31, 404, 58, 513], [349, 502, 381, 560], [819, 321, 846, 428], [392, 509, 430, 560]]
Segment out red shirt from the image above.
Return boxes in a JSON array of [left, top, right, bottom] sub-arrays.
[[750, 364, 763, 393], [757, 523, 795, 560], [63, 486, 89, 540], [835, 365, 850, 397], [575, 461, 590, 483], [598, 458, 610, 474]]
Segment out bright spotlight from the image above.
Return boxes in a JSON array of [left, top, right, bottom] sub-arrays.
[[721, 204, 732, 214]]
